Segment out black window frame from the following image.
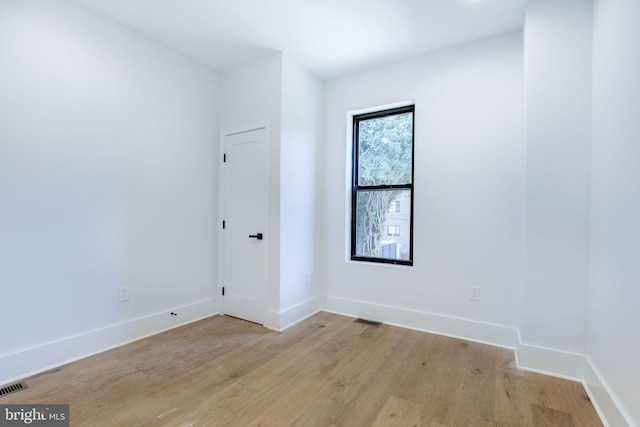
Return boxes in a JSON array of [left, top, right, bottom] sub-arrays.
[[351, 105, 415, 266]]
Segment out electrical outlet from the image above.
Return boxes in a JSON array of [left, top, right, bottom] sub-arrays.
[[118, 286, 129, 302], [470, 286, 480, 302]]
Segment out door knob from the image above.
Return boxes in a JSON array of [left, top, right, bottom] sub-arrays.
[[249, 233, 263, 240]]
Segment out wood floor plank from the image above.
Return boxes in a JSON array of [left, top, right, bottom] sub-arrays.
[[387, 332, 440, 403], [546, 376, 602, 427], [1, 313, 604, 427], [243, 334, 375, 425], [531, 403, 576, 427], [234, 321, 378, 426], [290, 325, 407, 426], [494, 348, 536, 426], [77, 320, 273, 426], [90, 314, 346, 426], [289, 397, 337, 427], [145, 314, 360, 426], [415, 337, 473, 426], [331, 327, 423, 427], [452, 342, 497, 427], [371, 395, 423, 427]]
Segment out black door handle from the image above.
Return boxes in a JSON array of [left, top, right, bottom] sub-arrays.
[[249, 233, 263, 240]]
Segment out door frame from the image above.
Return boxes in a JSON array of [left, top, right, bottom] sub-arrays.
[[217, 121, 270, 325]]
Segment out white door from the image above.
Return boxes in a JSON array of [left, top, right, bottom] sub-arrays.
[[222, 126, 269, 325]]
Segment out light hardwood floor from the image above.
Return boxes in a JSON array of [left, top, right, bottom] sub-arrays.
[[3, 312, 603, 426]]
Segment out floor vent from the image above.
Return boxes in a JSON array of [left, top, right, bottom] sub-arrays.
[[354, 318, 382, 327], [0, 381, 28, 398]]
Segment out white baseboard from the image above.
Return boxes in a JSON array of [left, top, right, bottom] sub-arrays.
[[583, 357, 633, 427], [515, 341, 586, 381], [322, 295, 518, 349], [267, 296, 322, 332], [0, 298, 216, 387], [515, 337, 632, 426]]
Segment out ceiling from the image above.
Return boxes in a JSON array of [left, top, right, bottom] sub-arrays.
[[74, 0, 529, 80]]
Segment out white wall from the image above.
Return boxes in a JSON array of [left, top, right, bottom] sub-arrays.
[[589, 0, 640, 424], [521, 0, 593, 355], [0, 0, 219, 384], [322, 33, 525, 342], [279, 56, 323, 326], [220, 54, 283, 132]]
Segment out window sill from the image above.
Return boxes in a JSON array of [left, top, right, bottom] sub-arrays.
[[347, 258, 414, 269]]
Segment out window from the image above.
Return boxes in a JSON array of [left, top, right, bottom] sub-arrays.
[[388, 201, 400, 213], [380, 243, 398, 259], [351, 105, 414, 265]]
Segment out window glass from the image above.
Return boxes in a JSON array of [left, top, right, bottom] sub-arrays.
[[351, 105, 414, 265], [357, 112, 413, 186]]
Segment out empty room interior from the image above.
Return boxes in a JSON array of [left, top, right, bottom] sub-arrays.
[[1, 0, 638, 425]]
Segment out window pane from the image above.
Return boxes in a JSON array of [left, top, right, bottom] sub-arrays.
[[355, 189, 411, 261], [357, 112, 413, 186]]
